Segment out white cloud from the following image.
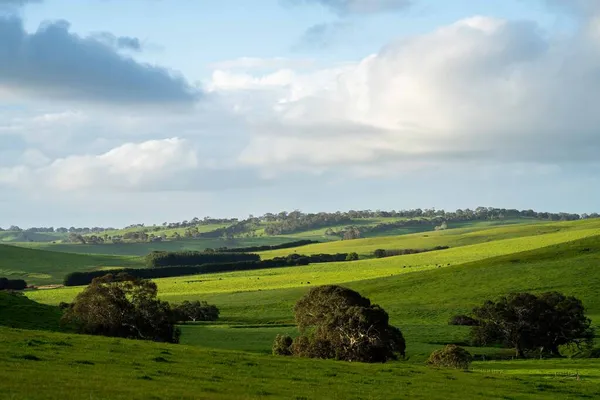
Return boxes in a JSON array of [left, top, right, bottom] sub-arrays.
[[209, 57, 315, 71], [0, 138, 199, 191], [206, 16, 600, 175]]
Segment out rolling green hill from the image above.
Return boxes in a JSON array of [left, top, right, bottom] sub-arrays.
[[2, 326, 598, 400], [3, 218, 600, 399], [0, 292, 63, 331], [0, 244, 143, 285]]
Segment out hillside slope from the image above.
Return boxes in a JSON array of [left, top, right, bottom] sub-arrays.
[[0, 292, 63, 331], [0, 326, 598, 400], [259, 219, 600, 258], [0, 244, 142, 285]]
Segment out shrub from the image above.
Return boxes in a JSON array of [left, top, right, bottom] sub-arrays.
[[449, 315, 479, 326], [346, 252, 359, 261], [427, 345, 473, 369], [272, 335, 294, 356], [373, 249, 387, 258], [0, 278, 27, 291]]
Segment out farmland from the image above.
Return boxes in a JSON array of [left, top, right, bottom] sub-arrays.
[[2, 217, 600, 399]]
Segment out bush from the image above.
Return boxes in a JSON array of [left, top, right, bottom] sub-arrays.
[[373, 249, 387, 258], [449, 315, 479, 326], [427, 345, 473, 369], [272, 335, 294, 356], [346, 252, 359, 261], [0, 278, 27, 291]]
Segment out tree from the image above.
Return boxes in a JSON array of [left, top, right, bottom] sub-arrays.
[[346, 252, 359, 261], [470, 292, 593, 358], [173, 300, 219, 322], [275, 285, 405, 363], [62, 273, 180, 343]]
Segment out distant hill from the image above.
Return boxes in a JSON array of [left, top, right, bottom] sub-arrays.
[[0, 244, 143, 285]]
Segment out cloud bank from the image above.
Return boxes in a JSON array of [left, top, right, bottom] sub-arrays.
[[0, 16, 199, 104]]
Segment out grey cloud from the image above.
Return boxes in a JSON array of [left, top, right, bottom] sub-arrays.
[[92, 32, 143, 52], [293, 22, 351, 50], [289, 0, 412, 16], [0, 0, 41, 5], [0, 17, 199, 104]]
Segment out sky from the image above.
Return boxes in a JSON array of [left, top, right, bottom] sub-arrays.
[[0, 0, 599, 227]]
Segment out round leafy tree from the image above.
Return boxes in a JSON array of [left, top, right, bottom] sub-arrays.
[[282, 285, 405, 363]]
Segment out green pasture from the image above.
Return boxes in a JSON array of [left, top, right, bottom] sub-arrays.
[[259, 218, 600, 258], [1, 326, 599, 400], [13, 236, 302, 257], [3, 218, 600, 399], [0, 244, 142, 285]]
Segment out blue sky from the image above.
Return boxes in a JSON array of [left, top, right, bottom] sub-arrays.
[[0, 0, 599, 227]]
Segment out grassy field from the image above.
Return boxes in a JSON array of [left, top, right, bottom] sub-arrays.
[[0, 231, 67, 243], [0, 244, 143, 285], [13, 236, 306, 257], [259, 219, 600, 258], [3, 218, 600, 399], [1, 326, 599, 400]]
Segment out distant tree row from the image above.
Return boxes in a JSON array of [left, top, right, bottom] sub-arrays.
[[145, 251, 260, 268], [0, 278, 27, 291], [3, 207, 597, 237], [373, 246, 450, 258], [211, 240, 320, 253], [65, 252, 352, 286]]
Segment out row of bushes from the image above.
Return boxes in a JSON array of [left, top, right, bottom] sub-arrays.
[[145, 251, 260, 268], [65, 253, 350, 286], [0, 278, 27, 291], [373, 246, 450, 258], [213, 240, 320, 253]]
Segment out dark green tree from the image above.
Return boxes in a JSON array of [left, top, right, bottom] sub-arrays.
[[470, 292, 593, 357], [279, 285, 405, 363], [62, 273, 180, 343]]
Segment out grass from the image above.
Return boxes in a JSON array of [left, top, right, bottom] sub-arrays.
[[27, 224, 600, 305], [4, 218, 600, 398], [259, 218, 600, 258], [25, 226, 600, 362], [0, 244, 143, 285], [0, 231, 67, 243], [14, 236, 305, 257], [0, 292, 63, 331], [1, 327, 599, 400]]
